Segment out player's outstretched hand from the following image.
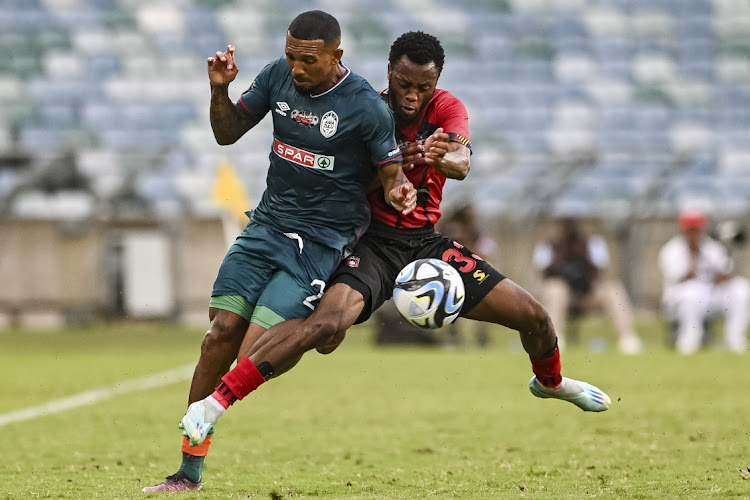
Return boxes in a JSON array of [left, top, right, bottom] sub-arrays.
[[423, 127, 449, 166], [388, 181, 417, 215], [208, 45, 239, 87]]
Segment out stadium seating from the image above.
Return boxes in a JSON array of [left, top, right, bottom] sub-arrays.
[[0, 0, 748, 221]]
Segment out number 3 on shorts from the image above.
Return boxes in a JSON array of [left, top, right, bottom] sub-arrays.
[[303, 279, 326, 310]]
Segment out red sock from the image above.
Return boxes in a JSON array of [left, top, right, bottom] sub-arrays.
[[529, 344, 562, 388], [210, 357, 267, 409]]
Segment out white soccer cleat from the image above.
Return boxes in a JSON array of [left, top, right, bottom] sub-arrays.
[[529, 376, 611, 412], [180, 398, 224, 446]]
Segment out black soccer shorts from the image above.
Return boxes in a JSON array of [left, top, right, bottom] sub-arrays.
[[329, 224, 505, 324]]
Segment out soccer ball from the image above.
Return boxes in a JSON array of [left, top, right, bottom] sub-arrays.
[[393, 258, 465, 329]]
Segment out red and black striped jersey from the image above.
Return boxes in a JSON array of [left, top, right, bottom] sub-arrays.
[[369, 88, 471, 229]]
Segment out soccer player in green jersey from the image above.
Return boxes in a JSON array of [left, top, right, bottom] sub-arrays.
[[143, 10, 415, 492]]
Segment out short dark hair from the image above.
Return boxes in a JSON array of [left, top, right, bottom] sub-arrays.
[[288, 10, 341, 45], [389, 31, 445, 74]]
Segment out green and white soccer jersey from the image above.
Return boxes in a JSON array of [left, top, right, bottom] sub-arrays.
[[235, 57, 402, 252], [211, 58, 401, 327]]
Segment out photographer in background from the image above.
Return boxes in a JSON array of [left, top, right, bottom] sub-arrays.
[[658, 210, 750, 354], [533, 218, 643, 354]]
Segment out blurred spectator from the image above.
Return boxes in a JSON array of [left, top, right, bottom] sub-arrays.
[[438, 203, 498, 262], [532, 218, 643, 354], [437, 203, 497, 348], [658, 210, 750, 354]]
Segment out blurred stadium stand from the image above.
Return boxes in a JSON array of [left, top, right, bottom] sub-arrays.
[[0, 0, 749, 324]]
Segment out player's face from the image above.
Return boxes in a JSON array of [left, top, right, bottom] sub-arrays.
[[387, 55, 440, 125], [285, 34, 343, 95]]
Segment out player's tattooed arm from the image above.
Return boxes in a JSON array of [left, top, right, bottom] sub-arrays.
[[379, 163, 416, 215], [207, 45, 256, 145], [209, 85, 255, 145]]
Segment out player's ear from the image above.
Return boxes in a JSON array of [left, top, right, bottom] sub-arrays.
[[332, 47, 343, 65], [387, 63, 392, 80]]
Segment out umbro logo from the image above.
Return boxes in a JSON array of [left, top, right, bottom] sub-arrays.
[[275, 101, 290, 116]]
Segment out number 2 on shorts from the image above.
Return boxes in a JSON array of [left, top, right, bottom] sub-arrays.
[[303, 279, 326, 310]]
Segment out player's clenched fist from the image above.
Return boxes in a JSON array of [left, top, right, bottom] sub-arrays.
[[387, 181, 417, 215], [398, 127, 449, 172], [399, 141, 424, 172], [208, 45, 239, 87], [422, 127, 449, 166]]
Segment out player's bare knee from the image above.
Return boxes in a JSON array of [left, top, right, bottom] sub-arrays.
[[526, 299, 554, 336], [330, 329, 346, 346], [303, 319, 338, 350], [317, 329, 345, 354], [202, 317, 243, 354]]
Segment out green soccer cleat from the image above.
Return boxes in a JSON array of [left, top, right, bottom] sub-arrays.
[[529, 376, 611, 412]]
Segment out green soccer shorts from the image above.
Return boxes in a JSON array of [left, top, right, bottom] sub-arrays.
[[211, 220, 342, 328]]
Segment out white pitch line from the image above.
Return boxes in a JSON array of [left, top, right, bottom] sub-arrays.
[[0, 364, 194, 427]]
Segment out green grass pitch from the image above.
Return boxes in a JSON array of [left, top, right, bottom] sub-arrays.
[[0, 319, 748, 499]]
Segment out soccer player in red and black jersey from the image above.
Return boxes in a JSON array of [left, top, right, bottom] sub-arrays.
[[178, 31, 611, 467]]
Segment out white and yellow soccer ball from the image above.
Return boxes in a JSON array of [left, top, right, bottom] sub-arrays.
[[393, 258, 465, 329]]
